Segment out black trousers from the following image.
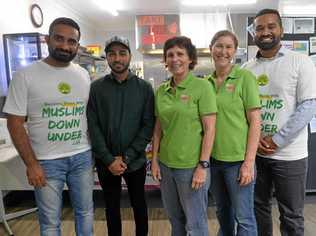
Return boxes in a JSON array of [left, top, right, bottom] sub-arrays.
[[255, 157, 307, 236], [96, 160, 148, 236]]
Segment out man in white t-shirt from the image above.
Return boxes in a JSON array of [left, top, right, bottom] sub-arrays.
[[3, 17, 94, 236], [243, 8, 316, 236]]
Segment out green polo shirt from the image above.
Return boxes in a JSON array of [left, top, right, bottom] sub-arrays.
[[207, 65, 260, 162], [155, 72, 217, 168]]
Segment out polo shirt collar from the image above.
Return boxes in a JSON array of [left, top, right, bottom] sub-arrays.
[[210, 64, 240, 82], [164, 72, 194, 92]]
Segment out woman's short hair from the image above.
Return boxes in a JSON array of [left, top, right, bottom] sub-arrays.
[[163, 36, 197, 70]]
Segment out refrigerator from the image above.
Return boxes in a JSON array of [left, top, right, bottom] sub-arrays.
[[3, 33, 48, 85]]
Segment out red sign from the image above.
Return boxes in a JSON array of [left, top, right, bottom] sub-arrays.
[[136, 15, 180, 51], [138, 16, 165, 26]]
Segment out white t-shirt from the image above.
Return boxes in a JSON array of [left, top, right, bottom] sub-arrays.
[[243, 46, 316, 161], [3, 60, 91, 160]]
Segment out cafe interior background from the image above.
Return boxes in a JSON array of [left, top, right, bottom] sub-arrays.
[[1, 0, 316, 235]]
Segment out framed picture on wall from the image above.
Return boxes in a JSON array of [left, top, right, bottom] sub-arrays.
[[293, 41, 309, 55], [294, 18, 314, 34]]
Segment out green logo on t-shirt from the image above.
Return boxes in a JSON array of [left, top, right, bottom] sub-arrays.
[[58, 82, 71, 94], [257, 74, 269, 86]]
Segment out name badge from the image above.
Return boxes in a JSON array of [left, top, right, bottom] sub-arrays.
[[180, 94, 190, 103], [225, 83, 235, 93]]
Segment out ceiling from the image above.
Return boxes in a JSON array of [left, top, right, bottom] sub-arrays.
[[60, 0, 275, 27], [58, 0, 316, 29]]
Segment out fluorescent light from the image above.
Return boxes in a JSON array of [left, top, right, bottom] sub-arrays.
[[108, 9, 119, 17], [180, 13, 227, 48], [181, 0, 256, 6], [92, 0, 120, 16], [281, 5, 316, 16]]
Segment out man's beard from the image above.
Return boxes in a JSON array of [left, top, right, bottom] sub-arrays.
[[109, 62, 130, 74], [49, 47, 77, 63], [255, 35, 281, 50]]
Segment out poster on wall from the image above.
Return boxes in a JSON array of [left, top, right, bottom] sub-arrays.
[[294, 18, 314, 34], [293, 41, 309, 55], [136, 15, 180, 52], [281, 40, 294, 50]]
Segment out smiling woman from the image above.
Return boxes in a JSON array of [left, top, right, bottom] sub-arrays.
[[164, 46, 192, 81], [210, 34, 237, 76], [207, 30, 261, 236], [152, 36, 217, 236]]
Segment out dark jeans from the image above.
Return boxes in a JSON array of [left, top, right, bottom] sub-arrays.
[[96, 159, 148, 236], [255, 157, 307, 236]]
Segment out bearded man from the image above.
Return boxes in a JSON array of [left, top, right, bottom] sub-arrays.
[[243, 9, 316, 236], [87, 36, 154, 236], [4, 17, 94, 236]]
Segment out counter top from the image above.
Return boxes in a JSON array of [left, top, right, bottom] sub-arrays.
[[0, 146, 31, 190], [0, 146, 18, 163]]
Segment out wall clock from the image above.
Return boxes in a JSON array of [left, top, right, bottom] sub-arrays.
[[30, 4, 43, 28]]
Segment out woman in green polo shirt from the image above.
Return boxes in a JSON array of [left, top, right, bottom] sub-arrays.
[[208, 30, 261, 236], [151, 36, 217, 236]]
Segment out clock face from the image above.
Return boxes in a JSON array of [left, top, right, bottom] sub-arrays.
[[30, 4, 43, 27]]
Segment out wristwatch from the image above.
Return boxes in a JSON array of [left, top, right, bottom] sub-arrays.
[[198, 160, 210, 168]]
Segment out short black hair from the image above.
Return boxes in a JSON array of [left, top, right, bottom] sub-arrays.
[[163, 36, 197, 70], [49, 17, 81, 39], [255, 9, 282, 28]]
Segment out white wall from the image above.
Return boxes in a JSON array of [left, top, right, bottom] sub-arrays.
[[0, 0, 97, 96]]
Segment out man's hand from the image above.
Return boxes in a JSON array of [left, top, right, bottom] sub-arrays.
[[26, 163, 46, 187], [263, 136, 278, 149], [108, 156, 127, 176], [192, 166, 207, 190], [257, 136, 277, 155]]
